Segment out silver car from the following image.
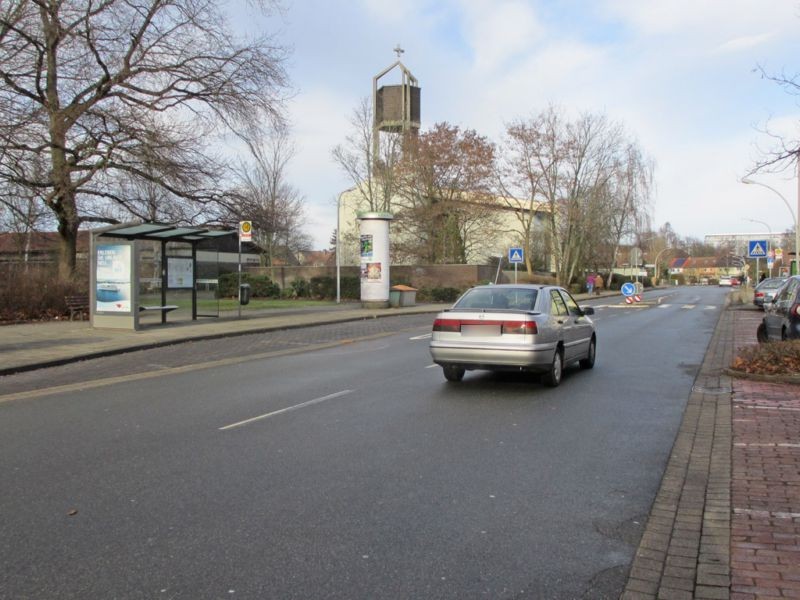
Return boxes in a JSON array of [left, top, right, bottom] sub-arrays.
[[429, 284, 596, 386], [753, 277, 786, 309]]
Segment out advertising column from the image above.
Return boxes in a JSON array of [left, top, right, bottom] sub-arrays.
[[357, 212, 392, 308]]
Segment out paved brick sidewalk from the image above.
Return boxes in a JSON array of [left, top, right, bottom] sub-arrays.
[[730, 310, 800, 600], [623, 304, 799, 600]]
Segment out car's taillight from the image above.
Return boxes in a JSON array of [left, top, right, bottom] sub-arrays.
[[433, 318, 461, 332], [791, 304, 800, 318], [502, 321, 538, 335], [755, 292, 764, 298]]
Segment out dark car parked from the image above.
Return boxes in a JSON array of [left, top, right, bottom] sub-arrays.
[[757, 275, 800, 342]]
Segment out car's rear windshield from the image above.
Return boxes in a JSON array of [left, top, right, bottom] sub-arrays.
[[454, 288, 538, 311], [761, 279, 786, 288]]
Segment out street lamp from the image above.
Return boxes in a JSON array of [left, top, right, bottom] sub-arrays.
[[653, 246, 672, 285], [742, 171, 799, 275], [335, 188, 354, 304]]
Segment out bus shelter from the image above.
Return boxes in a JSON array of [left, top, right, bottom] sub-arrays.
[[90, 223, 236, 330]]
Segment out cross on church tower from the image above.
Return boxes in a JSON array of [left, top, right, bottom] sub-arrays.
[[393, 44, 404, 59]]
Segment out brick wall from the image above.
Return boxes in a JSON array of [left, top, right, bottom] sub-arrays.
[[245, 264, 501, 291]]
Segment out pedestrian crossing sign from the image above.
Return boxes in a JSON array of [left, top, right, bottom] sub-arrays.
[[748, 240, 767, 258], [508, 247, 524, 263]]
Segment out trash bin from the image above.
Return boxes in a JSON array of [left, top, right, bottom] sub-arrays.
[[239, 283, 251, 305], [389, 285, 417, 307]]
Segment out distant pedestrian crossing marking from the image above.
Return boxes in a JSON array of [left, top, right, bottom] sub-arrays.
[[596, 303, 717, 311]]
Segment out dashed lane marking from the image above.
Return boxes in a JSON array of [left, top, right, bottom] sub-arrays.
[[219, 390, 354, 431]]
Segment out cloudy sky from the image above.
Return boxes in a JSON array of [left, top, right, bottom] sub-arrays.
[[238, 1, 800, 249]]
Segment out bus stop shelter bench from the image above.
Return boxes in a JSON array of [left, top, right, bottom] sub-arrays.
[[139, 305, 179, 315], [65, 294, 89, 321]]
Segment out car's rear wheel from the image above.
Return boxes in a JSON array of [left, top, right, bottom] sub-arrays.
[[542, 349, 563, 387], [579, 337, 596, 369], [442, 365, 465, 382]]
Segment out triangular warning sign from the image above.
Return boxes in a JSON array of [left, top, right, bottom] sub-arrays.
[[750, 242, 766, 257], [511, 250, 522, 261]]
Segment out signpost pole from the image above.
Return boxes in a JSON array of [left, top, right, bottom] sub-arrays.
[[238, 233, 242, 319]]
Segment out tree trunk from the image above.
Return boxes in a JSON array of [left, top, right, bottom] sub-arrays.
[[57, 218, 78, 281]]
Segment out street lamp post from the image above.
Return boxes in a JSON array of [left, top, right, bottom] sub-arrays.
[[335, 188, 351, 304], [653, 247, 672, 286], [742, 170, 799, 275]]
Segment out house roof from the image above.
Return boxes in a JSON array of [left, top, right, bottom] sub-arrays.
[[0, 231, 91, 254], [668, 256, 739, 269], [669, 257, 689, 268]]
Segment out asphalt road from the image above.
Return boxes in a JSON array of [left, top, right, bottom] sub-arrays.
[[0, 285, 728, 599]]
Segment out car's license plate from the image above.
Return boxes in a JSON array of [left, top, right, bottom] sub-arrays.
[[461, 324, 501, 337]]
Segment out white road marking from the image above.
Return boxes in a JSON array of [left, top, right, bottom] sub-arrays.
[[425, 364, 439, 369], [734, 404, 800, 412], [734, 443, 800, 448], [658, 304, 671, 308], [704, 305, 718, 310], [734, 508, 800, 519], [219, 390, 354, 431], [681, 305, 696, 309], [410, 333, 432, 340]]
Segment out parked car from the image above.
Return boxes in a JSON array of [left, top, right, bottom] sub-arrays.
[[719, 275, 732, 287], [429, 284, 596, 386], [753, 277, 787, 309], [757, 275, 800, 342]]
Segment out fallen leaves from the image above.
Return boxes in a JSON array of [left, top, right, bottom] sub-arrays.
[[731, 340, 800, 375]]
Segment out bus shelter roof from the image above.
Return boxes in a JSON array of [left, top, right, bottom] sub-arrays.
[[96, 223, 236, 243]]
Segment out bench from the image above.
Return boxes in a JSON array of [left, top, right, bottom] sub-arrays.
[[139, 305, 179, 314], [65, 294, 89, 321]]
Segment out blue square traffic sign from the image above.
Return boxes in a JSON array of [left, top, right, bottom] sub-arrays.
[[508, 247, 524, 263], [748, 240, 767, 258]]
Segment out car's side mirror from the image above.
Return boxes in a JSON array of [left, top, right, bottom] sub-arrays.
[[581, 306, 595, 316]]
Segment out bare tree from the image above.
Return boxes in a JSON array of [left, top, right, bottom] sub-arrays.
[[393, 122, 500, 264], [496, 118, 553, 274], [331, 97, 402, 213], [0, 178, 53, 265], [231, 125, 311, 265], [0, 0, 289, 280], [591, 143, 654, 278], [502, 107, 652, 286]]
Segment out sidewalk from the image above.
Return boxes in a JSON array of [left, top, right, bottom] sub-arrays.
[[622, 302, 800, 600], [0, 302, 443, 376]]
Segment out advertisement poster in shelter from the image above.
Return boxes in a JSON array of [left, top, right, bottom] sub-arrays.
[[96, 244, 132, 312]]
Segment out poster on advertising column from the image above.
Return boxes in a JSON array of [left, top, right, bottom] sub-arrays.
[[95, 244, 132, 312]]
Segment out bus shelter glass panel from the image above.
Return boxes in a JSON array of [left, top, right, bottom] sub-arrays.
[[138, 239, 162, 311], [196, 245, 220, 318]]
